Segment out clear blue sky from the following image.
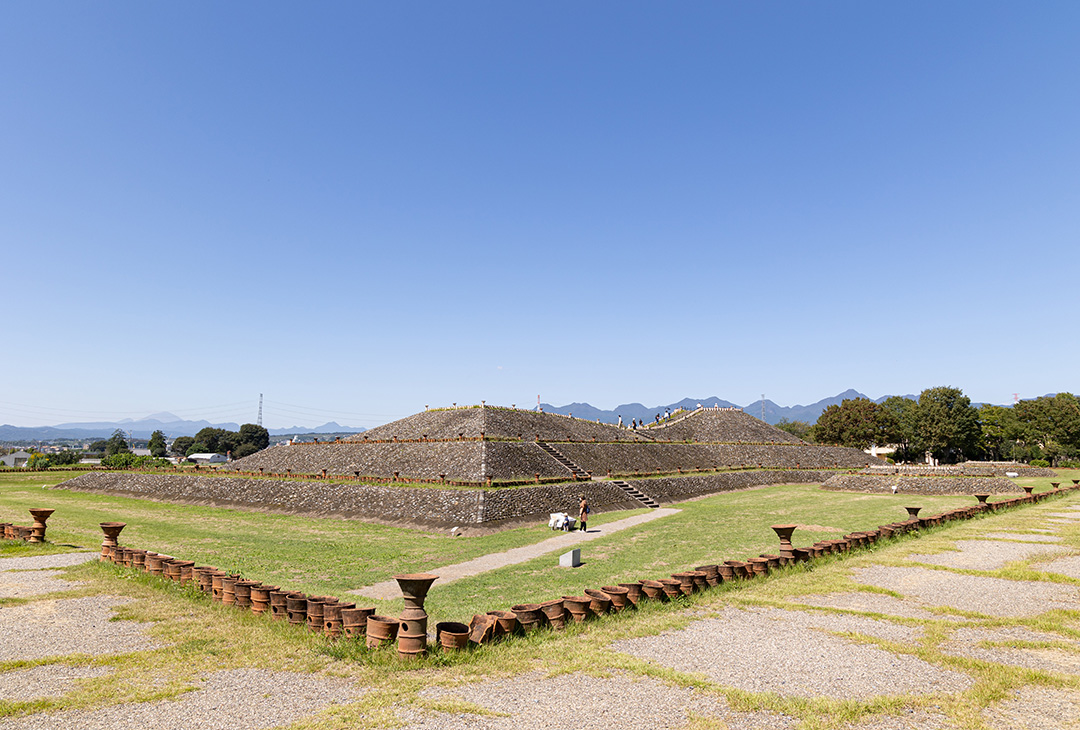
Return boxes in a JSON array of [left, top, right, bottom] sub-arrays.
[[3, 2, 1077, 428]]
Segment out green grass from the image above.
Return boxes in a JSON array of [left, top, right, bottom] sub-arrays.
[[3, 468, 1080, 729]]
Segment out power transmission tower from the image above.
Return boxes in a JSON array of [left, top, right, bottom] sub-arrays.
[[257, 394, 263, 427], [761, 394, 765, 422]]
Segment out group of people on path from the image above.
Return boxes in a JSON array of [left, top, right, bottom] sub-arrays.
[[616, 408, 670, 430]]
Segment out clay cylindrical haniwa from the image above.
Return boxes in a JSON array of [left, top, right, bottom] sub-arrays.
[[511, 603, 545, 633], [694, 565, 721, 587], [436, 621, 470, 651], [641, 580, 667, 601], [341, 607, 375, 637], [617, 581, 646, 605], [584, 589, 613, 615], [286, 592, 308, 625], [323, 601, 353, 637], [220, 576, 239, 606], [671, 572, 696, 596], [658, 579, 683, 599], [268, 590, 289, 621], [560, 596, 591, 623], [366, 615, 398, 649], [486, 610, 519, 637], [539, 599, 567, 629], [601, 586, 631, 611]]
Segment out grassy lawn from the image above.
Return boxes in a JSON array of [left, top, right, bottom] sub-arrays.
[[0, 469, 1078, 729], [3, 469, 1070, 622]]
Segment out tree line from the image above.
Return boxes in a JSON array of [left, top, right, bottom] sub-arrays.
[[775, 387, 1080, 466]]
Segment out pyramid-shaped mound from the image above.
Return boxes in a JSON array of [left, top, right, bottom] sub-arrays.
[[227, 404, 874, 484], [356, 406, 650, 442], [638, 408, 804, 444]]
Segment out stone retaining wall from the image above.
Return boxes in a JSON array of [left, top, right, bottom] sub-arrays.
[[56, 472, 638, 527], [626, 470, 833, 502], [822, 473, 1019, 495], [558, 443, 876, 475]]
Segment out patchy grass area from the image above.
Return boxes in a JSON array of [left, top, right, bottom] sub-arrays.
[[2, 469, 1079, 729]]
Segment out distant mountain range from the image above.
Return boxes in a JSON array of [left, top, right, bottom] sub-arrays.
[[1, 390, 1027, 442], [540, 390, 921, 427], [0, 413, 366, 442]]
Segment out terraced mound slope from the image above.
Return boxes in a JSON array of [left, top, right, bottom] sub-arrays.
[[355, 407, 649, 442], [227, 405, 874, 484], [637, 408, 805, 444]]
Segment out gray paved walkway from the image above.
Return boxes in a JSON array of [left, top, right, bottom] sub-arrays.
[[351, 508, 681, 600]]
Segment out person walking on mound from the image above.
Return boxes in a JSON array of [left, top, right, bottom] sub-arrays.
[[579, 494, 590, 533]]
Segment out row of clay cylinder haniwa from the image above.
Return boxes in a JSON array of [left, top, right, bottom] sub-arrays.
[[456, 487, 1078, 651], [96, 522, 384, 641], [91, 485, 1074, 659], [2, 509, 55, 543]]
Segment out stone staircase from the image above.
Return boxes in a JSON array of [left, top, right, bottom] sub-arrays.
[[607, 479, 661, 509], [536, 441, 591, 480]]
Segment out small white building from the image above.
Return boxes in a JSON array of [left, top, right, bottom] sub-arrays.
[[187, 453, 227, 465]]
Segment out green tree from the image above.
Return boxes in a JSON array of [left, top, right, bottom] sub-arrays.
[[88, 439, 109, 454], [811, 398, 897, 450], [1013, 393, 1080, 465], [26, 453, 52, 470], [51, 450, 82, 466], [171, 436, 194, 457], [148, 430, 168, 458], [912, 386, 981, 464], [978, 404, 1022, 461], [105, 429, 130, 456], [775, 418, 814, 442], [238, 423, 270, 451]]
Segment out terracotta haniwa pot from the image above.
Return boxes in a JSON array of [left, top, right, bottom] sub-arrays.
[[657, 579, 683, 600], [618, 581, 646, 605], [693, 565, 721, 587], [583, 589, 613, 615], [560, 596, 591, 623], [601, 586, 631, 611], [436, 621, 470, 651], [539, 599, 567, 629], [341, 607, 375, 637], [286, 592, 308, 625], [486, 610, 519, 637], [511, 604, 545, 633], [366, 615, 399, 648], [640, 580, 667, 601]]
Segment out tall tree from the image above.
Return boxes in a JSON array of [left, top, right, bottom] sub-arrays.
[[171, 436, 194, 457], [812, 398, 897, 450], [1013, 393, 1080, 464], [912, 386, 981, 463], [148, 430, 167, 458], [775, 418, 814, 442], [105, 429, 130, 456]]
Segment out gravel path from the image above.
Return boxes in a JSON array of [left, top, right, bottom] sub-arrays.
[[413, 671, 798, 730], [940, 626, 1080, 674], [0, 569, 85, 598], [0, 554, 97, 571], [790, 592, 958, 621], [905, 540, 1067, 570], [0, 665, 111, 701], [982, 686, 1080, 729], [354, 508, 681, 600], [612, 607, 970, 698], [983, 532, 1063, 542], [0, 596, 160, 661], [0, 668, 361, 730], [1039, 555, 1080, 579], [851, 565, 1080, 617]]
